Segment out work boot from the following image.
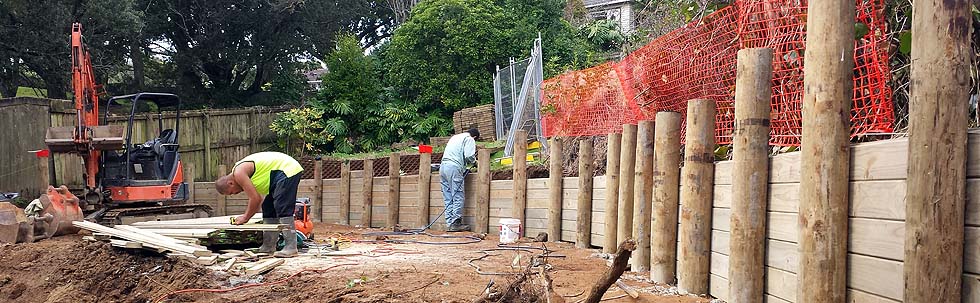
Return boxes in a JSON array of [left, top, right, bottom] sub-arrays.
[[257, 218, 278, 254], [274, 217, 298, 258], [446, 219, 470, 232]]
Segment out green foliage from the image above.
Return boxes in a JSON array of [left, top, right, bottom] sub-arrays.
[[581, 19, 628, 52], [138, 0, 382, 105], [383, 0, 599, 117], [898, 31, 912, 55], [271, 32, 454, 154], [0, 0, 142, 99], [271, 34, 378, 154]]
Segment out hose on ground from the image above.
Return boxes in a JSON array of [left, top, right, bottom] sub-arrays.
[[358, 169, 483, 245]]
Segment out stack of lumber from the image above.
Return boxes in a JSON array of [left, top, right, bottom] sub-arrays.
[[452, 104, 497, 141], [74, 215, 287, 265], [128, 215, 284, 246], [74, 221, 215, 262]]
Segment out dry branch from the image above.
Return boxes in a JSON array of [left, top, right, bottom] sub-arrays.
[[583, 239, 636, 303]]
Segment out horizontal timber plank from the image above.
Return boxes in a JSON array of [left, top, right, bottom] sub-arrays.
[[711, 250, 905, 302], [712, 180, 908, 221]]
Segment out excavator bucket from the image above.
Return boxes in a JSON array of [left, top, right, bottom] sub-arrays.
[[0, 186, 85, 243], [0, 203, 27, 243], [45, 125, 125, 153], [36, 186, 84, 238]]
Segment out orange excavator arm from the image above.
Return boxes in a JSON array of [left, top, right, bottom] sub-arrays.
[[70, 23, 103, 189]]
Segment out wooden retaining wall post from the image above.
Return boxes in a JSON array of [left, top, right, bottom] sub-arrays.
[[216, 165, 228, 216], [548, 138, 564, 242], [314, 157, 323, 222], [618, 124, 638, 246], [361, 159, 374, 227], [475, 148, 491, 234], [387, 152, 401, 227], [650, 112, 681, 284], [418, 152, 432, 228], [38, 152, 50, 188], [604, 132, 622, 253], [728, 47, 774, 303], [185, 163, 195, 204], [799, 0, 854, 300], [340, 161, 351, 225], [677, 99, 717, 294], [632, 120, 655, 271], [202, 113, 212, 180], [576, 138, 595, 248], [904, 0, 971, 301], [513, 129, 528, 236]]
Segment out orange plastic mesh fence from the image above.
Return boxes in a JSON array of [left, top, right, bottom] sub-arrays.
[[541, 0, 893, 146]]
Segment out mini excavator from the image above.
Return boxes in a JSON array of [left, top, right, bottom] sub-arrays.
[[37, 23, 212, 227]]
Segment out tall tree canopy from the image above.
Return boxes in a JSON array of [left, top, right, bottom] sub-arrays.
[[382, 0, 598, 114], [138, 0, 387, 105], [0, 0, 141, 98], [0, 0, 389, 104]]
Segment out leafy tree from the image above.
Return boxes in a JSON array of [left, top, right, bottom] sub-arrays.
[[273, 31, 455, 154], [136, 0, 385, 105], [581, 19, 629, 52], [271, 33, 383, 154], [382, 0, 598, 128], [0, 0, 142, 98]]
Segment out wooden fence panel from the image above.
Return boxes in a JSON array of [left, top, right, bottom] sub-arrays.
[[45, 105, 286, 187]]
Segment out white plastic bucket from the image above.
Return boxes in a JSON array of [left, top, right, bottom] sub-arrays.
[[499, 218, 522, 244]]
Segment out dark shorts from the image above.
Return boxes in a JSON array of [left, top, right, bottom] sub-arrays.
[[261, 170, 301, 218]]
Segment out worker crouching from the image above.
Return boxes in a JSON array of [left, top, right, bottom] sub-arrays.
[[215, 152, 304, 258]]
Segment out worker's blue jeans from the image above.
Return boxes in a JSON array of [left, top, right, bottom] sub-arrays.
[[439, 163, 467, 226]]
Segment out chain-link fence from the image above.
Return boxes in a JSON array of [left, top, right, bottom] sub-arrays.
[[494, 36, 547, 156]]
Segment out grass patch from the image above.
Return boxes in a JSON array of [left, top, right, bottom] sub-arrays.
[[16, 87, 47, 97]]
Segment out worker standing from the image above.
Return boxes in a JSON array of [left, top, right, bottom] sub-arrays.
[[440, 128, 480, 232], [215, 152, 304, 258]]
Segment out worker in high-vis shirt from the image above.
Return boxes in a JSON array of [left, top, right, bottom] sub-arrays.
[[440, 128, 480, 232], [215, 152, 304, 257]]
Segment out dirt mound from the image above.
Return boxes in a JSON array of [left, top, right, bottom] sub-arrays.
[[0, 236, 218, 303], [492, 164, 550, 180]]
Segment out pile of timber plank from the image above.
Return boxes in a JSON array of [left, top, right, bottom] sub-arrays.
[[73, 215, 286, 265], [74, 221, 214, 261], [452, 104, 497, 141], [129, 215, 284, 246]]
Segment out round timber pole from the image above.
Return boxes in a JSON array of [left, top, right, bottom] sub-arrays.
[[650, 111, 681, 284], [618, 124, 638, 246], [548, 137, 563, 242], [904, 0, 971, 301], [798, 0, 854, 301], [603, 132, 622, 253], [728, 48, 773, 303], [677, 99, 717, 294], [632, 120, 655, 272], [576, 138, 595, 248]]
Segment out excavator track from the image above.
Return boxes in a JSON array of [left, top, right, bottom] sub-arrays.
[[97, 204, 214, 226]]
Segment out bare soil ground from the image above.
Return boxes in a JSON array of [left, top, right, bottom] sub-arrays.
[[0, 224, 716, 303], [0, 236, 216, 302]]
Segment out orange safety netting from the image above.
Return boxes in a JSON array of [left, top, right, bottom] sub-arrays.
[[541, 0, 893, 146]]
